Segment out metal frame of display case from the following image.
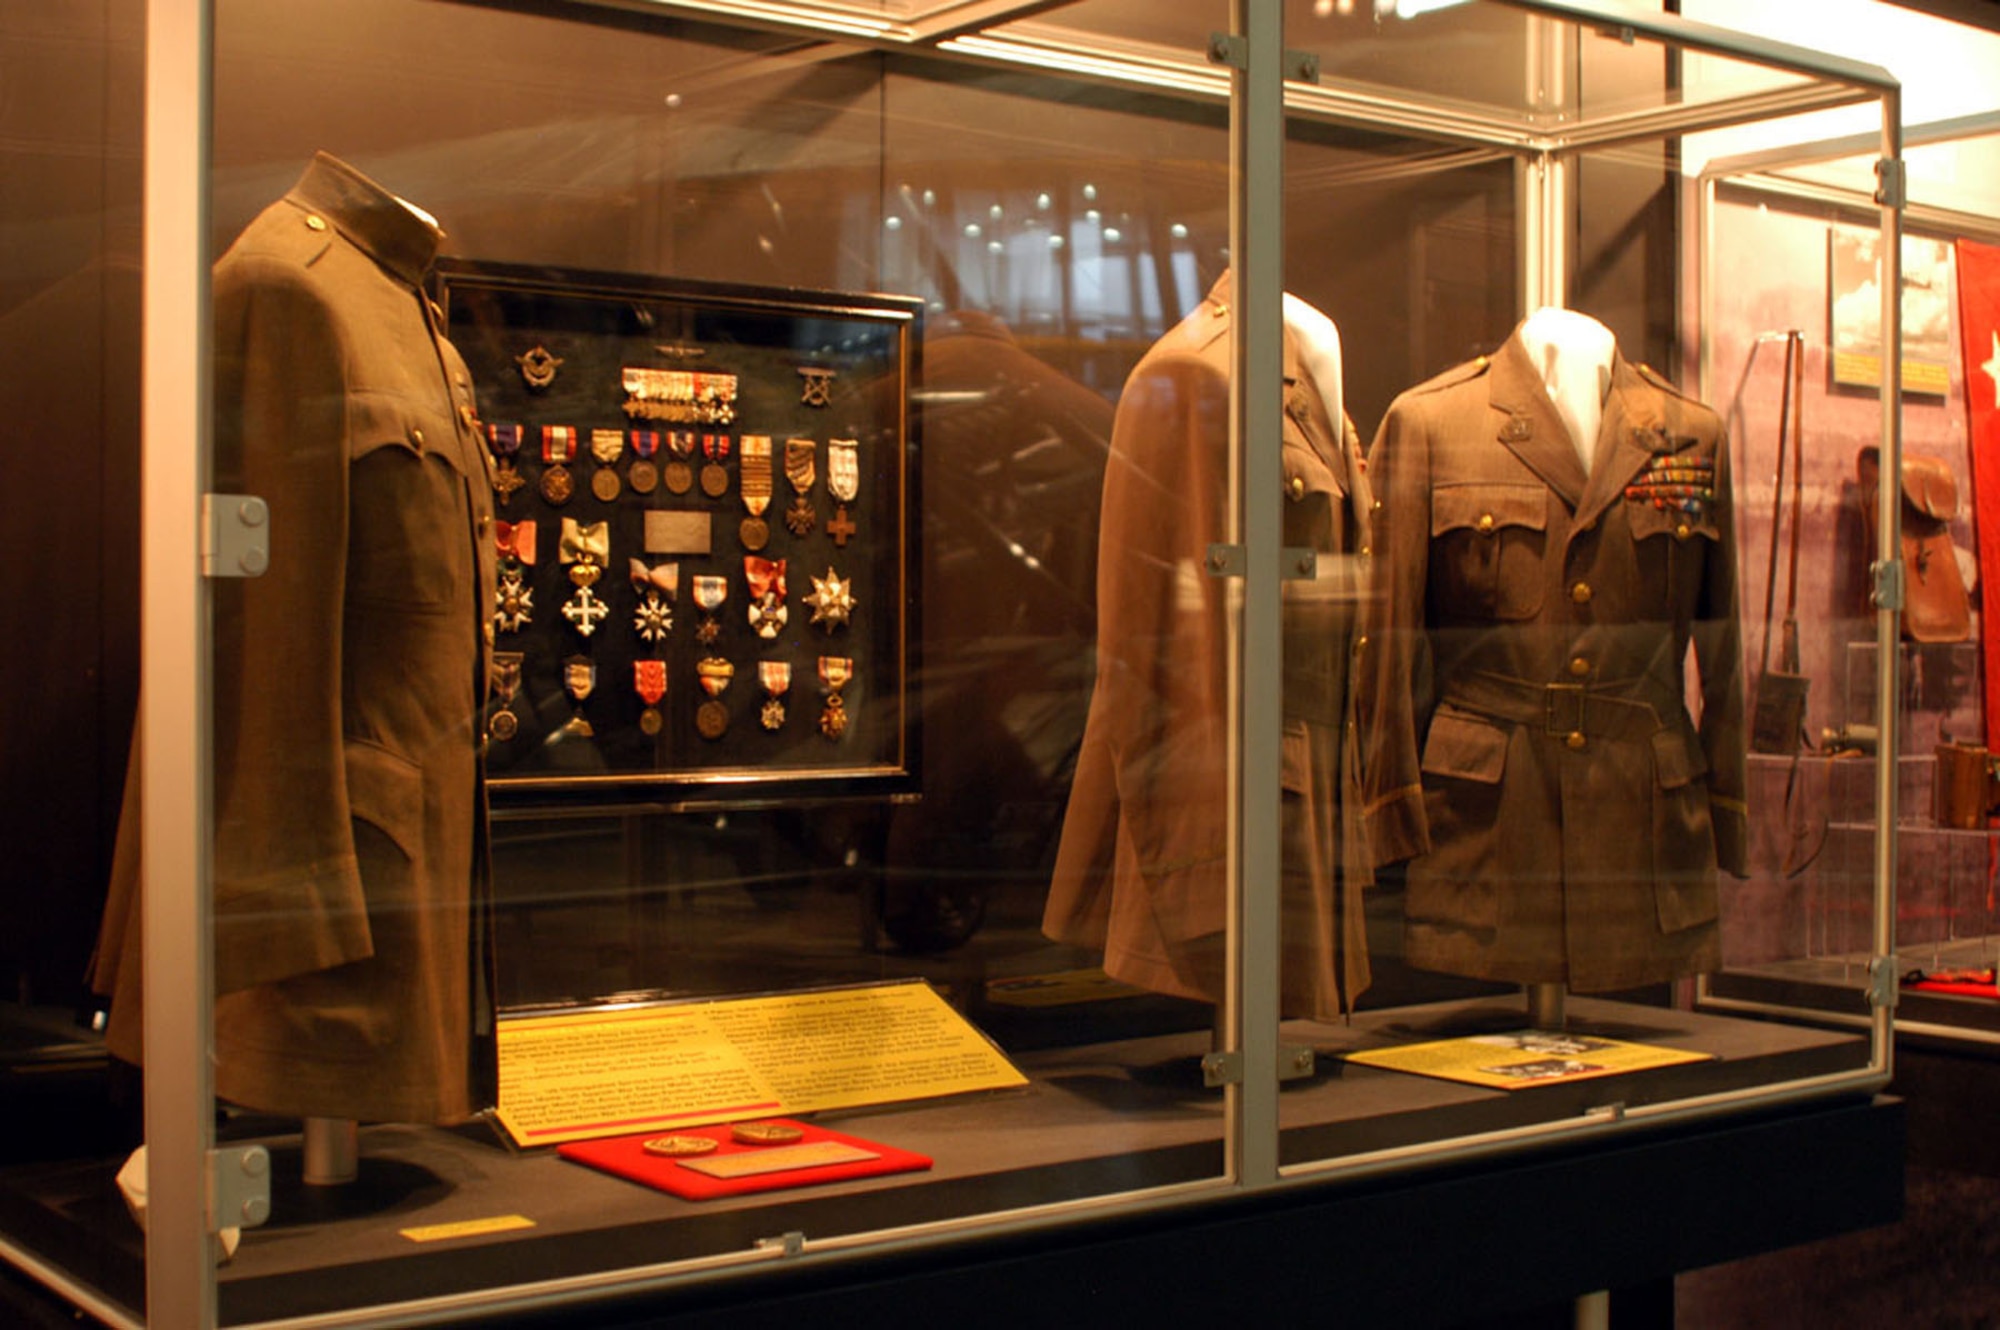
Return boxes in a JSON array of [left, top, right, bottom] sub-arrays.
[[88, 1, 1902, 1326], [1695, 111, 2000, 1047]]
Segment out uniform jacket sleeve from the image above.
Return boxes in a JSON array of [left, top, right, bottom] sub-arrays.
[[1697, 424, 1749, 877]]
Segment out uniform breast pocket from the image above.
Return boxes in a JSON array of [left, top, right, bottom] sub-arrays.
[[344, 397, 476, 614], [1431, 482, 1547, 620], [1628, 500, 1720, 613]]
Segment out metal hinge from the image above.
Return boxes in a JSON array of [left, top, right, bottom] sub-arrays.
[[1205, 33, 1320, 82], [209, 1145, 272, 1232], [1867, 955, 1902, 1011], [1206, 544, 1319, 580], [1874, 157, 1907, 209], [1201, 1045, 1316, 1088], [201, 493, 271, 578], [756, 1230, 807, 1257], [1869, 558, 1905, 613]]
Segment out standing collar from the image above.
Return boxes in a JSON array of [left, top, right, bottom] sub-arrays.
[[284, 151, 441, 288]]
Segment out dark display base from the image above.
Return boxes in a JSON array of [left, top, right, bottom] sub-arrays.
[[0, 994, 1874, 1325], [1710, 937, 2000, 1041]]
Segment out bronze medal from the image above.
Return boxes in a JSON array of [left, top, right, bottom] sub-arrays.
[[540, 463, 574, 505], [784, 497, 816, 537], [665, 460, 695, 495], [492, 459, 526, 506], [591, 466, 622, 502], [700, 463, 728, 498], [490, 708, 519, 741], [642, 1134, 718, 1157], [639, 707, 664, 737], [826, 505, 856, 547], [730, 1121, 804, 1146], [740, 516, 770, 551], [629, 458, 659, 494], [697, 698, 728, 739]]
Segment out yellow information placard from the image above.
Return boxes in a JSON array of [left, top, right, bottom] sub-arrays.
[[399, 1215, 537, 1244], [494, 982, 1027, 1147], [1344, 1030, 1712, 1091]]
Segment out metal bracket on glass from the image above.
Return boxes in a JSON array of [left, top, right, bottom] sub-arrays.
[[1205, 543, 1319, 581], [1278, 1043, 1315, 1082], [1867, 955, 1902, 1011], [1201, 1049, 1243, 1089], [756, 1230, 807, 1257], [1874, 157, 1908, 209], [1204, 33, 1320, 83], [209, 1145, 272, 1232], [1869, 557, 1905, 613], [201, 493, 270, 578]]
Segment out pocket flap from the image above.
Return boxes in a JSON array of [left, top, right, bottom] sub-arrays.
[[1432, 483, 1545, 537], [1651, 728, 1704, 791], [344, 738, 424, 862], [1280, 720, 1312, 795], [347, 390, 472, 476], [1420, 709, 1509, 784]]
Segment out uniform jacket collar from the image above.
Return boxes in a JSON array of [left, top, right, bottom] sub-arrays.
[[286, 151, 442, 290], [1195, 271, 1346, 481], [1488, 321, 1666, 529]]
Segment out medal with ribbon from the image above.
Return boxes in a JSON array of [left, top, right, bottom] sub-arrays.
[[629, 558, 679, 643], [562, 654, 597, 738], [493, 519, 537, 634], [590, 428, 626, 502], [628, 429, 662, 495], [695, 656, 735, 740], [692, 573, 728, 646], [827, 438, 859, 547], [516, 344, 562, 391], [559, 518, 611, 637], [1624, 453, 1715, 515], [700, 433, 732, 499], [744, 555, 788, 639], [739, 435, 774, 550], [694, 371, 739, 425], [634, 658, 668, 737], [486, 422, 527, 506], [490, 651, 524, 741], [818, 656, 853, 740], [664, 430, 697, 495], [759, 660, 791, 731], [784, 437, 817, 536], [540, 424, 578, 505], [804, 565, 854, 633], [799, 366, 835, 408]]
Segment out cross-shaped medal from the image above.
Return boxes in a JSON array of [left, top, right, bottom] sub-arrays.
[[827, 505, 856, 548], [562, 587, 609, 636]]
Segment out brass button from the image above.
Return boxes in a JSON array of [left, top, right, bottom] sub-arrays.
[[1286, 474, 1306, 500], [478, 513, 492, 536], [1477, 513, 1496, 534], [460, 404, 479, 428], [411, 428, 426, 446], [1568, 656, 1589, 678], [1353, 634, 1368, 653], [1566, 731, 1587, 751], [482, 622, 495, 645], [1359, 544, 1371, 557], [304, 214, 326, 231], [1570, 581, 1593, 605], [1675, 522, 1691, 540]]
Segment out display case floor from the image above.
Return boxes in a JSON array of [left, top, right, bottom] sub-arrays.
[[1709, 937, 2000, 1043], [0, 994, 1864, 1326]]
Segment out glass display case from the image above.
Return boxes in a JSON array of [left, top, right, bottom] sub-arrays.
[[0, 1, 1906, 1325], [1695, 113, 2000, 1046]]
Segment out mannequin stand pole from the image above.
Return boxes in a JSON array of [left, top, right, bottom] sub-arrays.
[[302, 1117, 358, 1186], [1526, 982, 1566, 1030]]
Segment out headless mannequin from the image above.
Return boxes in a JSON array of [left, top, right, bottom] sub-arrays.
[[1516, 307, 1615, 1028]]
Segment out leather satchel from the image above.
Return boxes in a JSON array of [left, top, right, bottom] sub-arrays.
[[1858, 445, 1972, 643], [1935, 740, 2000, 829]]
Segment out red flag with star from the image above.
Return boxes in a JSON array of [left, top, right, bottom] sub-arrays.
[[1958, 238, 2000, 749]]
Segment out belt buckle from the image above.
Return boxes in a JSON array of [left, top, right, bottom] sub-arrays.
[[1544, 683, 1586, 736]]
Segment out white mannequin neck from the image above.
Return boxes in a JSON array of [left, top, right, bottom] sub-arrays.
[[1518, 306, 1615, 472], [1281, 292, 1343, 443]]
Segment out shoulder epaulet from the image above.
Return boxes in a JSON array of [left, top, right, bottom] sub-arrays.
[[1403, 353, 1492, 397], [1634, 361, 1698, 401]]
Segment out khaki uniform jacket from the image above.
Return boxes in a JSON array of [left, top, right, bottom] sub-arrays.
[[93, 154, 496, 1122], [1359, 327, 1748, 992], [1045, 276, 1373, 1017]]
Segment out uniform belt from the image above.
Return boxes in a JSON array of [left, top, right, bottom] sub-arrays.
[[1443, 671, 1667, 742]]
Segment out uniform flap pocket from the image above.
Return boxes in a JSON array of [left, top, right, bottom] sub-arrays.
[[1280, 720, 1312, 794], [1628, 499, 1720, 543], [1420, 708, 1509, 784], [1432, 483, 1545, 537], [1651, 728, 1705, 790], [344, 738, 424, 862], [347, 390, 471, 476]]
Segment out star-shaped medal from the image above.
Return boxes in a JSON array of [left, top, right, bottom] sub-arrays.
[[804, 567, 854, 632], [633, 592, 673, 642]]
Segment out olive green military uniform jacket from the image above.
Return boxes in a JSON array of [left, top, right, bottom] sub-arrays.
[[1045, 275, 1373, 1017], [1359, 326, 1747, 991], [93, 153, 496, 1122]]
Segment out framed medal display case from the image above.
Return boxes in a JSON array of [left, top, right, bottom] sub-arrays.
[[0, 0, 1923, 1327], [434, 261, 921, 803]]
